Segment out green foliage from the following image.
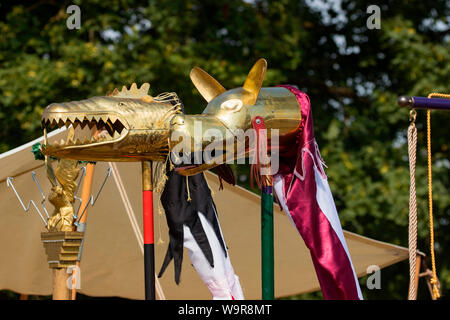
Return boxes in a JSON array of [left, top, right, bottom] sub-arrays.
[[0, 0, 448, 299]]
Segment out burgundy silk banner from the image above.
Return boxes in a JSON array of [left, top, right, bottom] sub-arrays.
[[274, 85, 363, 300]]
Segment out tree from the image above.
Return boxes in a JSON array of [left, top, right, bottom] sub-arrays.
[[0, 0, 448, 299]]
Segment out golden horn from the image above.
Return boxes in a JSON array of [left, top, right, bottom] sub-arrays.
[[242, 58, 267, 105], [190, 67, 226, 102]]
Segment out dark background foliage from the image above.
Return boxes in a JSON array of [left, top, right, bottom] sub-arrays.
[[0, 0, 448, 299]]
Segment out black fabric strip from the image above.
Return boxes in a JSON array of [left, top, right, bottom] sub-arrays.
[[158, 168, 227, 284]]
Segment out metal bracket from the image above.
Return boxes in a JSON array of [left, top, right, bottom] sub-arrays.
[[73, 167, 112, 226], [7, 173, 49, 226], [7, 165, 111, 228]]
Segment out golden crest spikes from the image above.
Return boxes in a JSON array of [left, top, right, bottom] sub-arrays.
[[107, 88, 119, 97], [110, 82, 151, 99]]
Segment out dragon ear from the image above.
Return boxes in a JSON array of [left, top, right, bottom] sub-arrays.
[[242, 58, 267, 105], [190, 67, 226, 102]]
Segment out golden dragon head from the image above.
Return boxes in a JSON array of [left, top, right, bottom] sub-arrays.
[[168, 58, 301, 175], [41, 83, 182, 162]]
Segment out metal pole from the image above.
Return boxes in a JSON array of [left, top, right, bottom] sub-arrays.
[[142, 161, 155, 300], [252, 115, 275, 300], [72, 162, 96, 300], [261, 185, 274, 300], [398, 96, 450, 110]]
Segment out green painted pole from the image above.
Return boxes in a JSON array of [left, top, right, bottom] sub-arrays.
[[261, 185, 274, 300]]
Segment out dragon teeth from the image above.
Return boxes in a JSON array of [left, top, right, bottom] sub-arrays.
[[80, 120, 88, 129], [67, 127, 75, 141], [109, 115, 117, 123], [68, 116, 76, 124], [42, 113, 125, 145]]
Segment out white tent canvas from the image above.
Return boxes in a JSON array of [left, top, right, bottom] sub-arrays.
[[0, 129, 409, 299]]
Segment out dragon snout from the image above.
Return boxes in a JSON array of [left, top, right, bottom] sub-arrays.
[[168, 114, 240, 175]]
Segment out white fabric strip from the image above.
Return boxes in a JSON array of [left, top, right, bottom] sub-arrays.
[[273, 175, 297, 230], [183, 212, 244, 300]]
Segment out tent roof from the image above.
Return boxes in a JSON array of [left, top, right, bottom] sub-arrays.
[[0, 130, 409, 299]]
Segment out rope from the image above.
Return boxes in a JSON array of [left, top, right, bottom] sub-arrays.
[[186, 176, 191, 202], [425, 93, 450, 299], [426, 108, 439, 300], [407, 109, 418, 300]]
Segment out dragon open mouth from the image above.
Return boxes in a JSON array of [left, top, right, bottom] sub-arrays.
[[41, 113, 129, 149]]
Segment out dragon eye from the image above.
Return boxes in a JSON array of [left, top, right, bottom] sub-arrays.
[[220, 99, 243, 112]]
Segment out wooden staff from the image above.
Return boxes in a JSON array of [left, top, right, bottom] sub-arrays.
[[142, 161, 155, 300], [69, 128, 99, 300], [70, 162, 96, 300], [53, 268, 70, 300]]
